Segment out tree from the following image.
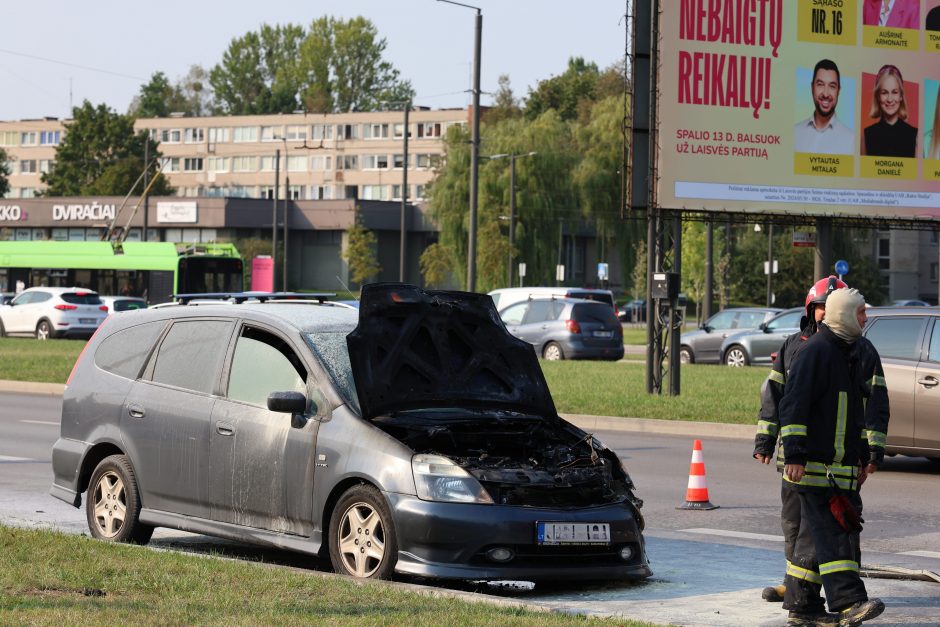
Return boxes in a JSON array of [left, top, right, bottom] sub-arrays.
[[419, 242, 453, 288], [343, 209, 381, 285], [0, 148, 10, 198], [129, 67, 214, 118], [525, 57, 602, 122], [484, 74, 521, 125], [297, 16, 414, 113], [41, 101, 173, 197], [129, 72, 175, 118]]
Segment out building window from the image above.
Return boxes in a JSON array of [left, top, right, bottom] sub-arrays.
[[932, 231, 939, 245], [18, 188, 37, 199], [184, 128, 205, 143], [233, 127, 258, 142], [260, 156, 276, 172], [40, 130, 61, 146], [337, 155, 358, 170], [312, 124, 333, 140], [286, 125, 307, 141], [417, 123, 441, 138], [160, 129, 182, 143], [287, 185, 303, 199], [0, 131, 17, 146], [392, 184, 403, 200], [39, 159, 52, 174], [183, 158, 203, 172], [260, 126, 282, 142], [161, 157, 180, 173], [20, 132, 38, 146], [392, 154, 406, 169], [415, 184, 427, 199], [207, 157, 229, 172], [361, 185, 388, 200], [337, 124, 358, 140], [364, 123, 389, 139], [208, 127, 230, 143], [286, 155, 306, 172], [878, 237, 890, 270], [311, 185, 333, 200], [362, 154, 389, 169], [393, 123, 406, 139], [310, 155, 332, 171], [232, 156, 257, 172], [19, 160, 38, 174]]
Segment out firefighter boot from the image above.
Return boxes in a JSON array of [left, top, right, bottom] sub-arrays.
[[787, 610, 840, 626], [838, 599, 885, 627], [762, 584, 786, 602]]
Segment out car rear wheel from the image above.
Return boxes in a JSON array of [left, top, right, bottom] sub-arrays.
[[724, 345, 749, 367], [35, 320, 53, 341], [86, 455, 153, 545], [543, 342, 565, 361], [329, 484, 397, 579], [679, 346, 694, 364]]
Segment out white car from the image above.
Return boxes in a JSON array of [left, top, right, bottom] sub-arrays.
[[98, 295, 148, 313], [0, 287, 108, 340]]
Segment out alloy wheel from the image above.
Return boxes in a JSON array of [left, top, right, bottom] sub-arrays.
[[336, 501, 387, 578], [91, 470, 127, 538]]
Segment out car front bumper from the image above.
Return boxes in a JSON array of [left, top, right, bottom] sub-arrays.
[[386, 493, 651, 581]]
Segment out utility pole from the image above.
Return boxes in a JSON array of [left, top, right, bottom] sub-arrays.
[[283, 141, 289, 292], [143, 140, 149, 242], [272, 149, 279, 290], [400, 103, 410, 282]]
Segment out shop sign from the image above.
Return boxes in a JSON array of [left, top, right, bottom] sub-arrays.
[[52, 202, 116, 221]]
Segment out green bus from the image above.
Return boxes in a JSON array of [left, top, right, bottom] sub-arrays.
[[0, 241, 244, 304]]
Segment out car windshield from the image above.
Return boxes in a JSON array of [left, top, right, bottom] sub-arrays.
[[305, 331, 360, 415]]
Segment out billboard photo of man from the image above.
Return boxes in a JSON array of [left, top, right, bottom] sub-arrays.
[[795, 60, 855, 155]]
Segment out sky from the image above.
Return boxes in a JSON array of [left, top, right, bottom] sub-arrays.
[[1, 1, 629, 121]]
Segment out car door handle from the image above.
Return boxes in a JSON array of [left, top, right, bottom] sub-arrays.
[[216, 421, 235, 436], [917, 376, 939, 388], [127, 404, 145, 419]]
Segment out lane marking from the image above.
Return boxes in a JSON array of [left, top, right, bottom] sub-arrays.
[[679, 528, 784, 542], [20, 420, 59, 426], [0, 455, 34, 462], [899, 551, 940, 560]]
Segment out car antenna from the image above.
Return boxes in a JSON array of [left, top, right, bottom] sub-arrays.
[[336, 276, 358, 301]]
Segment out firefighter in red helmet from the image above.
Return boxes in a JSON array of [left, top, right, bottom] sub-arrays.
[[753, 277, 889, 627]]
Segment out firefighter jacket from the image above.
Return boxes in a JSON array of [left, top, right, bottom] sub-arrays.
[[778, 325, 885, 492], [754, 320, 889, 469]]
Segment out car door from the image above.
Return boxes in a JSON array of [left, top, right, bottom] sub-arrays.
[[209, 323, 318, 535], [697, 310, 738, 362], [121, 318, 235, 518], [517, 299, 558, 347], [864, 315, 927, 449], [914, 317, 940, 452], [749, 310, 802, 362], [499, 302, 530, 341], [3, 291, 33, 333]]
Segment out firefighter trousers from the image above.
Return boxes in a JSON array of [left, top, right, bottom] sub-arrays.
[[785, 486, 867, 613]]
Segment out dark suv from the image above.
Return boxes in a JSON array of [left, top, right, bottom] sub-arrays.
[[51, 285, 650, 581]]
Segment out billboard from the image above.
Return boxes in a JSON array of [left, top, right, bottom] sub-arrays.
[[658, 0, 940, 220]]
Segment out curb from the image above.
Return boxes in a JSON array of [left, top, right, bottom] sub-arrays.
[[0, 379, 756, 441]]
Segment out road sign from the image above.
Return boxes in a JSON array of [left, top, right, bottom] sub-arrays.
[[835, 259, 849, 276], [763, 260, 778, 275], [792, 232, 816, 247], [518, 262, 526, 278], [555, 265, 565, 282], [597, 262, 609, 281]]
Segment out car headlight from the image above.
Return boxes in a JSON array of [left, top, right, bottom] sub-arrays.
[[412, 454, 494, 504]]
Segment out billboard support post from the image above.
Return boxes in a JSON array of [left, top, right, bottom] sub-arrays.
[[766, 222, 774, 307], [704, 219, 713, 320], [815, 218, 832, 280]]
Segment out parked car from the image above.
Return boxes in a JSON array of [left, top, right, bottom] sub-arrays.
[[50, 284, 650, 581], [499, 297, 625, 361], [99, 295, 148, 313], [891, 299, 930, 307], [679, 307, 782, 364], [719, 307, 804, 367], [0, 287, 108, 339], [488, 287, 615, 312], [618, 299, 647, 323], [863, 306, 940, 461]]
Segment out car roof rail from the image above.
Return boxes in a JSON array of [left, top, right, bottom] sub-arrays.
[[171, 291, 336, 305]]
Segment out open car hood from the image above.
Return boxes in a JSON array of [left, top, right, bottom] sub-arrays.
[[347, 283, 557, 420]]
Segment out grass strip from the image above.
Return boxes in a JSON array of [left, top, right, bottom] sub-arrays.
[[0, 338, 84, 383], [0, 527, 658, 626]]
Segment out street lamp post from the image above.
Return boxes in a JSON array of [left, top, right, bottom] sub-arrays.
[[280, 136, 289, 292], [272, 149, 279, 290], [438, 0, 481, 291], [487, 151, 536, 286], [379, 100, 412, 282]]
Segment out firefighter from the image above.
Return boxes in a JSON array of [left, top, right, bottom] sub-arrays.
[[778, 288, 886, 627], [753, 277, 889, 624]]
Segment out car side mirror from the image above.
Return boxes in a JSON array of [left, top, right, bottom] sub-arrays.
[[702, 324, 712, 333], [268, 391, 309, 429], [760, 323, 769, 333]]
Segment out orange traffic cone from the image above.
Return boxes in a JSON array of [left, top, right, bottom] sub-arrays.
[[677, 439, 719, 510]]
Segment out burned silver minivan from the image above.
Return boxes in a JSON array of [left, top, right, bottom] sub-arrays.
[[51, 284, 650, 581]]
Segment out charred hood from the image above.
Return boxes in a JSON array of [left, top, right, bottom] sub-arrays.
[[347, 283, 557, 420]]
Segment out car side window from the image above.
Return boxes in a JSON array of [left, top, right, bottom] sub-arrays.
[[524, 300, 555, 324], [95, 321, 167, 380], [736, 312, 766, 328], [227, 327, 307, 408], [708, 311, 736, 330], [150, 320, 234, 394], [500, 303, 528, 325], [865, 317, 926, 360], [10, 293, 32, 306], [767, 311, 802, 331], [31, 292, 52, 303], [927, 319, 940, 363]]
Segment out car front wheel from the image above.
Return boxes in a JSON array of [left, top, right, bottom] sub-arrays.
[[679, 346, 694, 364], [36, 320, 53, 340], [86, 454, 153, 544], [724, 345, 749, 367], [329, 485, 397, 579], [543, 342, 564, 361]]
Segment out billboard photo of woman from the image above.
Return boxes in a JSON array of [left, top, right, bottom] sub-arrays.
[[862, 65, 918, 158]]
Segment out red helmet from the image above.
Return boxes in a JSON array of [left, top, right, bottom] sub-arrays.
[[805, 275, 848, 315]]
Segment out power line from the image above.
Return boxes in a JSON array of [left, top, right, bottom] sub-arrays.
[[0, 48, 145, 81]]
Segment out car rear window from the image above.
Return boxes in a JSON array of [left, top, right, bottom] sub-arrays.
[[572, 302, 619, 324], [567, 290, 614, 307], [62, 292, 103, 305], [114, 299, 146, 311], [95, 321, 167, 380]]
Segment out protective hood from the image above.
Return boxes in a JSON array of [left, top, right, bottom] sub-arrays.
[[824, 287, 865, 343], [346, 283, 558, 420]]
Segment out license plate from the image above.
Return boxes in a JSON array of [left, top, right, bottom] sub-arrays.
[[79, 318, 97, 324], [537, 522, 610, 545], [593, 330, 613, 338]]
